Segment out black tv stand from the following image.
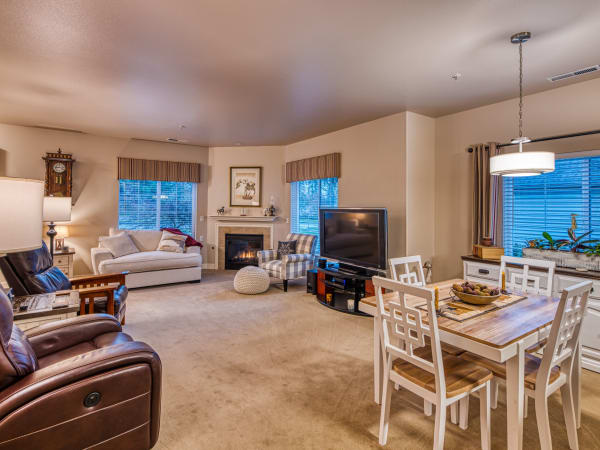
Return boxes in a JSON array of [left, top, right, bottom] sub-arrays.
[[313, 264, 377, 316]]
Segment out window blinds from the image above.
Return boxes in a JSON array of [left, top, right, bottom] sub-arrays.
[[118, 179, 196, 236], [290, 177, 338, 253], [503, 155, 600, 256]]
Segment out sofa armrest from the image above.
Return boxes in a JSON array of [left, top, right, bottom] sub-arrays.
[[258, 249, 277, 264], [0, 341, 161, 428], [185, 246, 201, 255], [91, 247, 114, 275], [25, 314, 122, 358], [282, 253, 313, 264]]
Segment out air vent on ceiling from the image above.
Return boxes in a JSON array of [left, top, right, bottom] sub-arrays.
[[548, 65, 600, 82]]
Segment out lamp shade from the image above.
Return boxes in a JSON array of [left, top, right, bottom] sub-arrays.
[[490, 151, 555, 177], [43, 196, 72, 222], [0, 177, 44, 253]]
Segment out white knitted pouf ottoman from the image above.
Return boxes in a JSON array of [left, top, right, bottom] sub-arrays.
[[234, 266, 270, 294]]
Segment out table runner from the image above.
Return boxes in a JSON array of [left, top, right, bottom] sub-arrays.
[[416, 292, 527, 322]]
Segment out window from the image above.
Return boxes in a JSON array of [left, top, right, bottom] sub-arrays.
[[290, 177, 338, 252], [503, 155, 600, 256], [119, 179, 196, 236]]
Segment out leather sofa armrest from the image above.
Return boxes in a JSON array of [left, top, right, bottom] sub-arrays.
[[91, 247, 114, 275], [0, 341, 161, 426], [25, 314, 122, 358]]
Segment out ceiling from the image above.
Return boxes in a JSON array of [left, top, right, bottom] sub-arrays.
[[1, 0, 600, 146]]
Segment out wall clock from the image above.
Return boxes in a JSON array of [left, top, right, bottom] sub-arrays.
[[42, 149, 75, 197]]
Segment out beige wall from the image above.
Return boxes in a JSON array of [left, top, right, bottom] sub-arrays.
[[405, 112, 436, 268], [205, 146, 287, 266], [0, 123, 209, 275], [285, 113, 408, 259], [434, 77, 600, 281]]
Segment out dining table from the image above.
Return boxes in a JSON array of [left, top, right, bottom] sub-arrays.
[[358, 278, 582, 450]]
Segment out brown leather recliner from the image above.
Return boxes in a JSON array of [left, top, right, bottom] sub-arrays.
[[0, 242, 128, 323], [0, 289, 161, 449]]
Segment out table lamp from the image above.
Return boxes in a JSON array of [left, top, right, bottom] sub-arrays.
[[43, 196, 72, 258]]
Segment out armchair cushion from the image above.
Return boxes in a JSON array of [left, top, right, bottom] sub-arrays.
[[258, 249, 277, 265], [285, 233, 317, 255], [276, 240, 297, 260]]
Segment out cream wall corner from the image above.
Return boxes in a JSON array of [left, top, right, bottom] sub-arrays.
[[205, 146, 287, 267]]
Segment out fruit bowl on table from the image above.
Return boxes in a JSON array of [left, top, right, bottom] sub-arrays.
[[450, 281, 502, 305]]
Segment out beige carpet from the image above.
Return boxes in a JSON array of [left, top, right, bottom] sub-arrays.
[[123, 271, 600, 449]]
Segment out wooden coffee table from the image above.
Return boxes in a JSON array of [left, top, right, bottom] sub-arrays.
[[12, 291, 80, 331]]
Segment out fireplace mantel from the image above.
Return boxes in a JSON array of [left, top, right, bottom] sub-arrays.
[[209, 215, 279, 223]]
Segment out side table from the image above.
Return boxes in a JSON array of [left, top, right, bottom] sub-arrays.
[[53, 249, 75, 278], [13, 291, 80, 331]]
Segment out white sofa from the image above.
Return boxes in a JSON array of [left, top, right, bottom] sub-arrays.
[[91, 228, 202, 288]]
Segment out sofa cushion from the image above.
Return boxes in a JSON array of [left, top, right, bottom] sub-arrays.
[[98, 250, 202, 274], [157, 231, 186, 253], [99, 232, 140, 258], [109, 228, 163, 252]]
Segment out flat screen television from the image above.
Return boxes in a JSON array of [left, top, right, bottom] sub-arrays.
[[319, 208, 388, 271]]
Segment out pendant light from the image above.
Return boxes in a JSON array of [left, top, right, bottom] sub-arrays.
[[490, 32, 555, 177]]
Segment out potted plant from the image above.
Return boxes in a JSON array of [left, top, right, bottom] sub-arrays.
[[523, 228, 600, 271]]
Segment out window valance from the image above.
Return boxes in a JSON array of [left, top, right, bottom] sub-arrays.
[[117, 157, 201, 183], [285, 152, 341, 183]]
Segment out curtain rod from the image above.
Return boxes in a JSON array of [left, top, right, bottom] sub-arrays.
[[467, 129, 600, 152]]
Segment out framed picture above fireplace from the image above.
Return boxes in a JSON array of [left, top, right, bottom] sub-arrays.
[[230, 167, 262, 207]]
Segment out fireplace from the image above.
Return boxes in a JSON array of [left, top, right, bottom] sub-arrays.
[[225, 233, 264, 270]]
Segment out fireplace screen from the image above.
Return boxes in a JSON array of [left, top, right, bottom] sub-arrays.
[[225, 233, 264, 270]]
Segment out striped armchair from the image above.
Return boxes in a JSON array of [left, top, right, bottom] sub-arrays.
[[258, 233, 317, 292]]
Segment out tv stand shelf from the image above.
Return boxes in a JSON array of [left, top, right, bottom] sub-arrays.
[[314, 265, 376, 316]]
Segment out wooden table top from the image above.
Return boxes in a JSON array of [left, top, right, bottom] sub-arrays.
[[360, 279, 560, 349]]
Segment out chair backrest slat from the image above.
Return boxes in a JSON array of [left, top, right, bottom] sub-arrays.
[[499, 255, 555, 297], [537, 280, 592, 387], [389, 255, 426, 286], [372, 276, 446, 396]]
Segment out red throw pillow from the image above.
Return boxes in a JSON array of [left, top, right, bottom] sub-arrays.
[[160, 228, 203, 248]]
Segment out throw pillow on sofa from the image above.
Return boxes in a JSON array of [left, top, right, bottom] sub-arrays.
[[99, 232, 140, 258], [157, 231, 186, 253]]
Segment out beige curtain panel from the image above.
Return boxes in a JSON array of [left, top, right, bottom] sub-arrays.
[[285, 152, 341, 183], [471, 143, 502, 246], [118, 157, 201, 183]]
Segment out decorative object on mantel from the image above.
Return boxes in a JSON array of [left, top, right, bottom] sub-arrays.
[[489, 32, 554, 177], [230, 167, 261, 207], [43, 149, 75, 197], [285, 152, 340, 182], [264, 195, 277, 216], [240, 208, 248, 216], [217, 206, 225, 216]]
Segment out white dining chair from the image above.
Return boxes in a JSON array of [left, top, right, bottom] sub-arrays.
[[389, 255, 427, 286], [489, 255, 557, 409], [499, 255, 556, 297], [388, 255, 464, 424], [464, 280, 591, 450], [373, 276, 492, 449]]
